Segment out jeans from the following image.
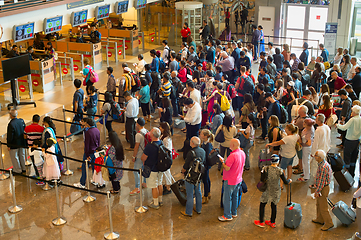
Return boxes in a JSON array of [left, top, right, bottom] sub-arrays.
[[171, 97, 179, 117], [243, 140, 254, 169], [260, 202, 277, 223], [252, 41, 259, 60], [237, 96, 244, 116], [110, 172, 120, 191], [140, 102, 150, 116], [87, 107, 97, 120], [185, 181, 202, 215], [80, 153, 95, 186], [202, 166, 211, 197], [260, 117, 268, 139], [9, 148, 26, 173], [223, 180, 240, 219], [105, 120, 113, 133], [126, 117, 136, 148], [186, 123, 201, 140], [344, 139, 360, 177], [133, 158, 146, 189]]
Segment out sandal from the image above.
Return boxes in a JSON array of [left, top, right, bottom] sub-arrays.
[[297, 177, 308, 182], [110, 190, 119, 194], [293, 169, 303, 174], [292, 165, 300, 170]]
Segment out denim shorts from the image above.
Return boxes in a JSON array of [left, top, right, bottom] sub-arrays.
[[280, 155, 295, 170]]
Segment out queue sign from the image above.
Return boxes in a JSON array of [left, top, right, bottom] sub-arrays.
[[71, 9, 88, 27], [44, 16, 63, 34], [13, 22, 35, 43]]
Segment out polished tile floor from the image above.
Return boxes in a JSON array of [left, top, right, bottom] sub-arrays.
[[0, 49, 359, 240]]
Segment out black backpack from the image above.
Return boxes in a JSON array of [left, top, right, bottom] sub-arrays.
[[110, 101, 123, 120], [185, 150, 205, 185], [151, 72, 161, 90], [154, 142, 172, 172], [165, 46, 172, 63], [279, 105, 288, 124], [238, 75, 254, 96]]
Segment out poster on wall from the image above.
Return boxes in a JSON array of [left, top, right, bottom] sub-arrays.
[[324, 22, 337, 56]]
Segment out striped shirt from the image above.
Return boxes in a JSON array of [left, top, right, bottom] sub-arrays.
[[314, 160, 332, 195], [160, 81, 172, 97], [24, 123, 44, 146]]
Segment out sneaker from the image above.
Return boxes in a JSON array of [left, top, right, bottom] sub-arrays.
[[148, 202, 160, 210], [97, 184, 106, 188], [129, 188, 140, 196], [180, 211, 192, 217], [73, 182, 86, 189], [121, 131, 126, 135], [218, 215, 233, 222], [36, 181, 45, 186], [91, 180, 98, 186], [163, 189, 172, 195], [154, 119, 160, 123], [254, 220, 265, 228], [232, 214, 238, 218], [159, 201, 164, 206], [265, 220, 276, 228]]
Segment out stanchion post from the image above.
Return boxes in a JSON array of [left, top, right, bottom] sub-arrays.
[[8, 169, 22, 213], [62, 105, 67, 136], [104, 191, 119, 239], [103, 115, 107, 143], [0, 143, 9, 180], [52, 180, 67, 225], [63, 135, 73, 176], [135, 169, 148, 213], [106, 45, 109, 66], [25, 149, 31, 166], [83, 159, 96, 202]]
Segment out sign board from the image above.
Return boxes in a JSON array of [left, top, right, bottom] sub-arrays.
[[95, 5, 110, 20], [135, 0, 146, 9], [324, 22, 337, 56], [71, 10, 88, 27], [13, 22, 34, 42], [115, 1, 129, 15], [44, 16, 63, 34], [67, 0, 104, 9]]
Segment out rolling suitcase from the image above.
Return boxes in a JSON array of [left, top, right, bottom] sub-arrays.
[[334, 168, 354, 192], [327, 198, 356, 226], [258, 147, 272, 170], [326, 153, 345, 172], [284, 183, 302, 229], [170, 179, 187, 206]]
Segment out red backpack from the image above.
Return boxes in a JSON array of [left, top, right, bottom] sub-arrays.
[[130, 72, 141, 91], [226, 83, 237, 99], [139, 130, 152, 149]]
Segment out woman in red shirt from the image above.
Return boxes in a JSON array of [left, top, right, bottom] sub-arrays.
[[178, 60, 187, 83], [317, 95, 335, 120], [181, 23, 191, 43]]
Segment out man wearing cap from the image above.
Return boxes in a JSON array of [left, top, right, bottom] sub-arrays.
[[179, 98, 202, 140], [218, 139, 245, 221], [130, 117, 148, 195], [336, 105, 361, 177], [310, 150, 333, 231]]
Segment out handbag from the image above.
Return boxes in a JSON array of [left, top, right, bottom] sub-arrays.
[[142, 165, 152, 178], [238, 132, 250, 149], [257, 167, 268, 192], [101, 165, 110, 181], [207, 148, 220, 166], [172, 143, 179, 160], [70, 117, 82, 134], [295, 141, 303, 152], [215, 126, 225, 143], [326, 114, 338, 127]]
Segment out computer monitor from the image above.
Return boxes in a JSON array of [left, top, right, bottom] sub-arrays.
[[95, 5, 110, 20], [71, 10, 88, 27], [2, 55, 31, 81], [13, 22, 35, 43], [135, 0, 146, 9], [44, 16, 63, 34], [115, 1, 129, 15]]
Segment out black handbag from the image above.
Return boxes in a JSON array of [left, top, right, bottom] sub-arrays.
[[142, 165, 152, 178], [257, 167, 268, 192], [215, 127, 225, 143], [207, 149, 220, 166]]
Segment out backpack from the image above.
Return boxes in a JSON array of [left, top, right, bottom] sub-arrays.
[[238, 75, 254, 96], [86, 67, 99, 83], [159, 58, 166, 71], [279, 105, 288, 124], [130, 72, 141, 91], [217, 91, 230, 111], [165, 46, 172, 63], [226, 83, 237, 99], [151, 72, 161, 90], [298, 70, 310, 88], [139, 130, 152, 150], [185, 150, 206, 185], [110, 101, 123, 120], [186, 66, 193, 76], [154, 142, 172, 172]]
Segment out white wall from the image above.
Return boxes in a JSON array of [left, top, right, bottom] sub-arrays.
[[0, 0, 159, 41]]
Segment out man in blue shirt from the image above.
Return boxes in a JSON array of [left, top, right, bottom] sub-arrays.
[[239, 51, 251, 69], [206, 40, 216, 64], [258, 68, 273, 92], [144, 64, 152, 86], [292, 73, 303, 97], [150, 49, 159, 72], [251, 25, 261, 61], [265, 92, 281, 121], [215, 65, 223, 81], [299, 42, 309, 66], [73, 79, 84, 121], [319, 43, 329, 62], [231, 42, 241, 71]]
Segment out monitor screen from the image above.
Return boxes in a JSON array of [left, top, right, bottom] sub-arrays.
[[95, 5, 110, 20], [44, 16, 63, 34], [135, 0, 146, 9], [71, 10, 88, 27], [115, 1, 129, 15], [2, 55, 31, 81], [13, 22, 35, 43]]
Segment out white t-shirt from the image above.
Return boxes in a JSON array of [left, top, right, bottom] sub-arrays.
[[280, 134, 299, 158], [28, 147, 44, 166], [245, 125, 255, 141], [162, 136, 172, 151], [348, 64, 358, 80], [189, 89, 201, 106], [135, 128, 148, 159]]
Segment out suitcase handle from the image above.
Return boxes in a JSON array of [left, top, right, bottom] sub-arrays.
[[287, 182, 292, 206], [327, 198, 334, 208]]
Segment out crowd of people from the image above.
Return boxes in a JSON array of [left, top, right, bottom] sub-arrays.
[[6, 22, 361, 236]]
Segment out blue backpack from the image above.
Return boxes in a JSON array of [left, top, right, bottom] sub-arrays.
[[159, 58, 166, 71]]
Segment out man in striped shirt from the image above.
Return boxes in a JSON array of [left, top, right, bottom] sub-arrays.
[[158, 73, 172, 98], [310, 150, 333, 231]]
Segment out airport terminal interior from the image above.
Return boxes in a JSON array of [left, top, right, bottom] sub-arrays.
[[1, 0, 361, 239]]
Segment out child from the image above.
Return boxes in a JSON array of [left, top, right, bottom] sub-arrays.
[[93, 147, 106, 188], [29, 140, 44, 185], [139, 79, 151, 122], [43, 138, 61, 181], [106, 66, 116, 98], [259, 51, 268, 70]]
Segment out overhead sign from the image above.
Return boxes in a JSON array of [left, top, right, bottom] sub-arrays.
[[67, 0, 104, 10], [71, 10, 88, 27], [95, 5, 110, 20], [135, 0, 146, 9], [324, 22, 337, 56], [44, 16, 63, 34], [13, 22, 34, 42], [115, 1, 129, 15]]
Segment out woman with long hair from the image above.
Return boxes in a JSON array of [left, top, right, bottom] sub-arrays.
[[308, 86, 319, 107], [267, 115, 282, 155], [333, 47, 343, 65], [159, 97, 173, 130], [318, 84, 330, 106], [282, 44, 291, 61], [159, 122, 173, 195], [238, 93, 255, 128], [206, 62, 215, 76], [297, 118, 315, 182], [207, 103, 225, 134], [85, 85, 98, 120], [42, 116, 64, 170], [282, 60, 291, 75], [310, 62, 323, 92], [317, 95, 335, 120], [106, 131, 124, 194], [101, 92, 114, 133], [274, 79, 285, 101], [200, 129, 214, 203], [241, 113, 257, 170], [341, 55, 352, 80]]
